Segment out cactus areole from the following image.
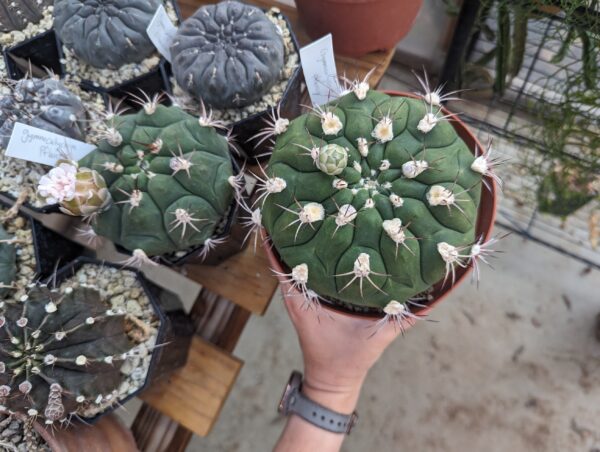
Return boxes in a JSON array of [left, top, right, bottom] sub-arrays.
[[79, 105, 235, 257], [262, 90, 493, 312]]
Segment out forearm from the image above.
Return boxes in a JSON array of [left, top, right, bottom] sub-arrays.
[[274, 376, 362, 452]]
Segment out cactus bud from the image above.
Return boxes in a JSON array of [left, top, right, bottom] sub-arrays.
[[316, 144, 348, 176]]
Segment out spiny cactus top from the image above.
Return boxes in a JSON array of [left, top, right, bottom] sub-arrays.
[[171, 0, 285, 109], [78, 104, 235, 257], [0, 0, 52, 32], [53, 0, 161, 69], [0, 285, 133, 424], [0, 78, 87, 149], [261, 89, 490, 311]]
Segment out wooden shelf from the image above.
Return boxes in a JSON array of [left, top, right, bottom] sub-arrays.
[[140, 337, 243, 437], [184, 243, 277, 316]]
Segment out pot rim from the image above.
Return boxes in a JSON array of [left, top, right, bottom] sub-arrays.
[[263, 90, 498, 319]]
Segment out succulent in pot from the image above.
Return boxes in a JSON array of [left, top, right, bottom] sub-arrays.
[[37, 102, 243, 266], [53, 0, 161, 70], [252, 76, 499, 322], [170, 0, 285, 110], [0, 257, 192, 425], [169, 1, 302, 159], [0, 411, 137, 452], [0, 77, 87, 149], [0, 0, 53, 33]]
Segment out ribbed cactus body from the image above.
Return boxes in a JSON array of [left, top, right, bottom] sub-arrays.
[[79, 105, 234, 256], [53, 0, 160, 69], [0, 78, 87, 149], [170, 0, 284, 109], [0, 286, 132, 423], [262, 91, 483, 309], [0, 226, 16, 298], [0, 0, 52, 33]]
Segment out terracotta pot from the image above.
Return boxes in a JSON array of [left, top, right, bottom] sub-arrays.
[[33, 414, 138, 452], [264, 90, 498, 318], [295, 0, 423, 57]]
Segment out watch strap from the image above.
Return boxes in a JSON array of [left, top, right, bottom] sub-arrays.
[[286, 386, 357, 434]]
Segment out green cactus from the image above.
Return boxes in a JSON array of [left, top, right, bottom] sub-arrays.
[[0, 226, 16, 298], [0, 285, 133, 424], [261, 89, 487, 311], [79, 104, 235, 257]]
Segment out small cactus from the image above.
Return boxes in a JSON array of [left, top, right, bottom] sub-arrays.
[[76, 103, 235, 257], [0, 285, 134, 425], [0, 77, 87, 149], [170, 0, 285, 109], [0, 0, 52, 33], [37, 160, 112, 217], [259, 82, 501, 314], [53, 0, 161, 69]]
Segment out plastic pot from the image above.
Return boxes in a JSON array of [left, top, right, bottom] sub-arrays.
[[48, 256, 194, 421], [32, 413, 138, 452], [263, 90, 498, 318], [3, 29, 64, 79], [295, 0, 423, 57]]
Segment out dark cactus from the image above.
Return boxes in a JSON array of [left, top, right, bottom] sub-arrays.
[[53, 0, 161, 69], [171, 0, 284, 109], [0, 226, 16, 298], [0, 0, 52, 33], [0, 77, 87, 149], [0, 285, 133, 424]]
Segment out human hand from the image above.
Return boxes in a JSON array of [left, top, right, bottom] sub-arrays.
[[267, 247, 415, 413]]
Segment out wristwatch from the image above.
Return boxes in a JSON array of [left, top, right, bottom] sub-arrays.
[[278, 371, 358, 435]]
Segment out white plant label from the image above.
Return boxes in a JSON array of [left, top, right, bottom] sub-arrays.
[[147, 4, 178, 62], [5, 122, 95, 166], [300, 34, 341, 107]]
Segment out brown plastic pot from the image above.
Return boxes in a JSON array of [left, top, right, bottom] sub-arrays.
[[295, 0, 423, 57], [33, 413, 138, 452], [263, 90, 498, 318]]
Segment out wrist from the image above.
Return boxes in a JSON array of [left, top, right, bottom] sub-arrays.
[[302, 370, 364, 414]]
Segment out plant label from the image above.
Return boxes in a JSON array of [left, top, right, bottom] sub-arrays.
[[5, 122, 95, 166], [147, 4, 178, 63], [300, 34, 341, 107]]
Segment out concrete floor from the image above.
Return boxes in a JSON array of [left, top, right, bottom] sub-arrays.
[[186, 74, 600, 452], [188, 225, 600, 452]]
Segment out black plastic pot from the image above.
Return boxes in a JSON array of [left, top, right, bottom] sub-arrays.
[[48, 256, 194, 422], [3, 29, 64, 79], [0, 198, 83, 280]]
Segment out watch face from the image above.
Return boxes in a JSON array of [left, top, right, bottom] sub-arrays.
[[278, 371, 302, 414]]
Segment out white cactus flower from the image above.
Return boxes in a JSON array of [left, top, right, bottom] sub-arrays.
[[402, 160, 429, 178], [37, 162, 77, 204], [372, 116, 394, 143]]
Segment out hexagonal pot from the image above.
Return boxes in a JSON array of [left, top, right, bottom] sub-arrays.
[[47, 256, 194, 422], [263, 90, 498, 318]]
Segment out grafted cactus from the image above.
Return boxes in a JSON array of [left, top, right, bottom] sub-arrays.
[[53, 0, 161, 69], [0, 78, 86, 149], [0, 0, 52, 33], [0, 285, 133, 424], [260, 88, 496, 313], [170, 0, 284, 109], [78, 104, 235, 257]]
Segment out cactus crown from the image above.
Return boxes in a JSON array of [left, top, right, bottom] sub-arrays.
[[0, 285, 133, 424], [78, 104, 235, 257], [262, 89, 485, 312]]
